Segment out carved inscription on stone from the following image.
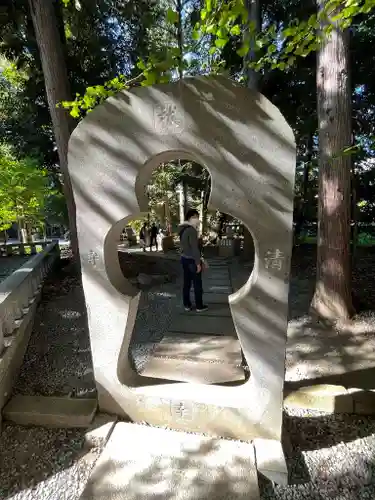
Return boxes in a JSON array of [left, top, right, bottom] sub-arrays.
[[170, 400, 193, 421], [88, 250, 99, 267], [264, 249, 285, 271], [154, 98, 184, 135]]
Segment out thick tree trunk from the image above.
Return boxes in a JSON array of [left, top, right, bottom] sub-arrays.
[[178, 182, 186, 224], [351, 166, 358, 272], [242, 0, 260, 261], [294, 134, 313, 245], [244, 0, 261, 89], [28, 0, 79, 259], [310, 7, 354, 322]]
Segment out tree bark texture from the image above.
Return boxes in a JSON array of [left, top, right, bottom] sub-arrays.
[[28, 0, 79, 258], [294, 134, 313, 245], [242, 0, 260, 260], [244, 0, 261, 89], [178, 182, 186, 224], [311, 6, 354, 322]]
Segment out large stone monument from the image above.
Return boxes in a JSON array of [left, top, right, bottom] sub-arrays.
[[68, 76, 295, 474]]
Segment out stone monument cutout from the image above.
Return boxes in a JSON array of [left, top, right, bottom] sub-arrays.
[[68, 76, 296, 450]]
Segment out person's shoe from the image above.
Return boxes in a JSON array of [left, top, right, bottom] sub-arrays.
[[184, 306, 192, 312], [196, 305, 208, 312]]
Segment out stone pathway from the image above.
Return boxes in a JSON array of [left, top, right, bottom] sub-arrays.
[[80, 422, 260, 500], [141, 258, 245, 384]]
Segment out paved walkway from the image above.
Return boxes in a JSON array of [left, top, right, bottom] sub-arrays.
[[80, 421, 260, 500], [140, 257, 245, 384]]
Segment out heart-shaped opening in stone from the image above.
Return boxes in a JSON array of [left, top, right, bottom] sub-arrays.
[[117, 159, 255, 387]]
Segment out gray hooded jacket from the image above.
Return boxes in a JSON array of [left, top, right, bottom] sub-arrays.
[[178, 222, 201, 265]]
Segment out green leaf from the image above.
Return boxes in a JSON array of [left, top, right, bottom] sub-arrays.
[[283, 27, 297, 37], [230, 24, 241, 36], [267, 44, 277, 54], [215, 37, 229, 48], [237, 44, 249, 58], [209, 47, 217, 55], [201, 9, 207, 20], [70, 107, 80, 118], [166, 7, 179, 24], [285, 42, 295, 53], [192, 29, 200, 40], [144, 71, 157, 86]]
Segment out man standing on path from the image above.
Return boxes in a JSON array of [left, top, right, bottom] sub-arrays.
[[150, 222, 158, 251], [178, 209, 208, 312], [139, 223, 147, 252]]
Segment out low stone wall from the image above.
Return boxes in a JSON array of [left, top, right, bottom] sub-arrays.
[[0, 242, 60, 428]]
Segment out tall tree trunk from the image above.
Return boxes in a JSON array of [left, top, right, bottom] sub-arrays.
[[201, 178, 210, 235], [242, 0, 260, 261], [351, 164, 358, 272], [176, 0, 184, 79], [310, 3, 354, 322], [28, 0, 79, 259], [244, 0, 261, 89], [183, 181, 188, 215], [294, 134, 314, 244], [178, 182, 186, 224]]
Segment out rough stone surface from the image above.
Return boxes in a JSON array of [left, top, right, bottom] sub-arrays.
[[141, 334, 245, 383], [67, 75, 296, 441], [254, 438, 288, 485], [84, 413, 117, 450], [283, 384, 354, 413], [80, 422, 260, 500], [3, 395, 97, 428], [169, 315, 236, 336]]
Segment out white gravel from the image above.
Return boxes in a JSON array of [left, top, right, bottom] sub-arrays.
[[129, 280, 182, 372], [260, 407, 375, 500], [0, 423, 102, 500]]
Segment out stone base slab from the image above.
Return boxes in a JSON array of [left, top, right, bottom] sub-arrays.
[[283, 383, 375, 415], [84, 413, 118, 450], [3, 394, 97, 428], [141, 335, 245, 384], [80, 422, 260, 500], [170, 315, 236, 336]]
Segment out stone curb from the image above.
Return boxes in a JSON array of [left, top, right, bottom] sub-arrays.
[[284, 384, 375, 415], [2, 394, 98, 428]]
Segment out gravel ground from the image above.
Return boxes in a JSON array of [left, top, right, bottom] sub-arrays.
[[3, 247, 375, 499], [260, 407, 375, 500], [0, 256, 30, 283], [14, 264, 96, 398], [129, 278, 182, 372], [0, 423, 102, 500]]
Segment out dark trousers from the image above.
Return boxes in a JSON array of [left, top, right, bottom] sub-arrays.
[[150, 235, 158, 249], [181, 257, 203, 309]]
